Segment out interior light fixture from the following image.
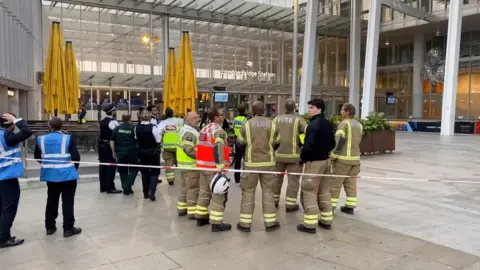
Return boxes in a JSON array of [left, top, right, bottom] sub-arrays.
[[385, 40, 390, 46], [142, 34, 150, 43]]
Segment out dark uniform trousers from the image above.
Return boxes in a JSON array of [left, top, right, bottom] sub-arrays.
[[239, 166, 277, 229], [330, 161, 360, 209], [45, 180, 77, 230], [177, 171, 200, 217], [273, 162, 302, 209], [98, 141, 117, 192], [0, 178, 21, 242], [139, 151, 160, 197], [117, 155, 138, 192], [233, 142, 244, 183], [300, 160, 333, 228], [195, 171, 228, 224]]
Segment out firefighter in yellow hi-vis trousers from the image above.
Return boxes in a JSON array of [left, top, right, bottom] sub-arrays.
[[330, 103, 362, 215], [273, 99, 307, 212], [195, 106, 232, 232], [176, 112, 200, 219], [297, 98, 336, 234], [159, 108, 183, 185], [236, 101, 281, 233]]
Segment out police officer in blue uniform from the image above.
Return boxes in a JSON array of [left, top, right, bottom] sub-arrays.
[[97, 103, 122, 194], [34, 117, 82, 238], [0, 113, 33, 248]]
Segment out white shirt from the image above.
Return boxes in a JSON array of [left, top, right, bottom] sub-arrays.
[[157, 117, 184, 141], [150, 117, 158, 126], [134, 121, 161, 143], [106, 116, 120, 130]]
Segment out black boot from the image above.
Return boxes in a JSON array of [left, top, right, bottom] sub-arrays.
[[236, 222, 251, 233], [64, 227, 82, 238], [211, 223, 232, 232], [178, 212, 187, 217], [106, 189, 122, 194], [266, 221, 280, 232], [46, 227, 57, 236], [168, 182, 174, 186], [188, 216, 197, 220], [196, 218, 210, 227], [275, 201, 279, 208], [297, 224, 316, 234], [318, 221, 331, 230], [286, 205, 299, 213], [0, 237, 24, 249], [341, 206, 354, 215]]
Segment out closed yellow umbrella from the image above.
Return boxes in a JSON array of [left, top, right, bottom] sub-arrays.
[[43, 21, 67, 115], [65, 41, 79, 114], [183, 32, 197, 114], [163, 47, 176, 111], [173, 32, 186, 115]]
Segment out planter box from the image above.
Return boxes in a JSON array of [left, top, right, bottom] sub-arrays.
[[360, 133, 374, 154], [360, 130, 395, 155]]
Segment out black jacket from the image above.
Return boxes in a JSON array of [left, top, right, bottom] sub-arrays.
[[300, 113, 335, 163], [34, 132, 81, 170], [3, 119, 33, 147]]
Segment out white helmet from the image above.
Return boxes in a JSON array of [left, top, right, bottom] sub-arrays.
[[210, 173, 230, 195]]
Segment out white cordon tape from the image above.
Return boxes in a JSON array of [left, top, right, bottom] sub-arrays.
[[1, 156, 478, 185]]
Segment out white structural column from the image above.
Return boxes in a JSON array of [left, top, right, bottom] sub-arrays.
[[298, 0, 318, 114], [162, 15, 170, 75], [441, 1, 463, 136], [313, 38, 320, 86], [361, 0, 382, 118], [412, 33, 425, 119], [349, 0, 361, 116]]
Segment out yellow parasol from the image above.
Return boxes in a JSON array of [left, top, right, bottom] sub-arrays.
[[163, 48, 176, 112], [43, 21, 67, 115], [173, 31, 198, 116], [64, 41, 79, 114]]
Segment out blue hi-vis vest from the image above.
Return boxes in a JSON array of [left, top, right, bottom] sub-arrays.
[[0, 129, 24, 181], [38, 132, 79, 182]]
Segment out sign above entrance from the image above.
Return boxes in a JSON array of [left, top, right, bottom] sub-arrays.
[[221, 69, 276, 79]]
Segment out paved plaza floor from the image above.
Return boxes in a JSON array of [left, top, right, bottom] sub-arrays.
[[2, 132, 480, 270]]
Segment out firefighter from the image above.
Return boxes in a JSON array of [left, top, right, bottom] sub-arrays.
[[297, 98, 335, 234], [110, 114, 138, 195], [97, 103, 122, 194], [135, 109, 162, 201], [195, 106, 232, 232], [236, 101, 281, 233], [176, 111, 200, 219], [273, 98, 307, 212], [330, 103, 362, 214], [158, 108, 183, 185], [232, 104, 248, 184]]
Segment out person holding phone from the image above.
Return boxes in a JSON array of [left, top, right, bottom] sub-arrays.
[[0, 113, 33, 248]]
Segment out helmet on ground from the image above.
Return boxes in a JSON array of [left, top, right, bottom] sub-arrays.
[[210, 173, 230, 195]]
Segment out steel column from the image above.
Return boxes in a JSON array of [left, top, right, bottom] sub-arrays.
[[441, 0, 463, 136], [298, 0, 318, 114], [361, 0, 381, 118], [349, 0, 361, 117], [292, 0, 298, 101], [412, 33, 424, 119]]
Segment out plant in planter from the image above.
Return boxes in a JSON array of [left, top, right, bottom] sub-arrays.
[[358, 112, 395, 154]]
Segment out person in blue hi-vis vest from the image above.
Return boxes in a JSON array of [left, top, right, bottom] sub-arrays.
[[0, 112, 33, 249], [34, 117, 82, 238]]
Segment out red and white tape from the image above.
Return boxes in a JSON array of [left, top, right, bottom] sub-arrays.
[[1, 156, 478, 185]]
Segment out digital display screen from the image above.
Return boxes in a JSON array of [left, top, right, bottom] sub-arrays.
[[214, 93, 228, 102], [386, 95, 396, 104]]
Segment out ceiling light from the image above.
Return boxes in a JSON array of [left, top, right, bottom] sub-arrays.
[[142, 35, 150, 43], [385, 40, 390, 46]]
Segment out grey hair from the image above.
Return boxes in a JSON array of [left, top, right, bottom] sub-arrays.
[[343, 103, 356, 116]]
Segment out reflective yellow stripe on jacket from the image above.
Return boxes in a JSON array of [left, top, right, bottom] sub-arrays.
[[244, 121, 278, 167], [331, 120, 361, 161]]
